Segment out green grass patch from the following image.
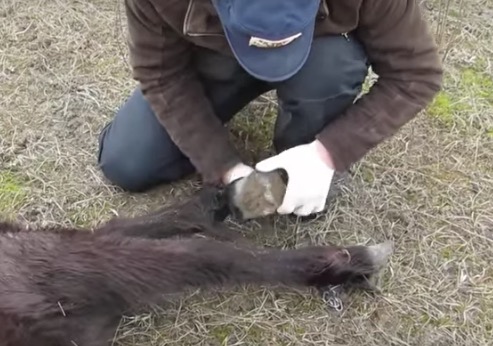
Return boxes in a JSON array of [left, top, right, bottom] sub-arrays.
[[461, 68, 493, 105], [440, 243, 468, 260], [0, 170, 29, 216], [65, 200, 114, 228], [427, 91, 461, 126], [352, 164, 376, 184], [210, 324, 234, 344], [229, 104, 277, 162], [427, 66, 493, 131]]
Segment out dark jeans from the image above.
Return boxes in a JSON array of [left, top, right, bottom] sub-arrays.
[[98, 34, 369, 192]]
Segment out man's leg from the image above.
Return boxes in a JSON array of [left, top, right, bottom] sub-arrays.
[[271, 34, 369, 204], [97, 48, 269, 192], [272, 34, 369, 153]]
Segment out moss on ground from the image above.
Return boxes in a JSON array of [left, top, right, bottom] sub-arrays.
[[427, 64, 493, 129], [65, 201, 114, 228], [427, 91, 461, 126], [210, 324, 233, 344], [461, 68, 493, 104], [0, 170, 29, 216]]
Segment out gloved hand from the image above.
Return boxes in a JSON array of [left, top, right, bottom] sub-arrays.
[[255, 140, 335, 216], [222, 162, 254, 185]]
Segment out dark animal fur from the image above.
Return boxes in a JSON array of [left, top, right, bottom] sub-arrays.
[[0, 187, 383, 346]]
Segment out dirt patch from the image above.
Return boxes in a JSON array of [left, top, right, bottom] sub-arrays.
[[1, 0, 492, 345]]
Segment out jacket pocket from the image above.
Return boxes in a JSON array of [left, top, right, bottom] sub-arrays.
[[183, 0, 225, 37]]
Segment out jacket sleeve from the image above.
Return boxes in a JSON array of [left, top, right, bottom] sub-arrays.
[[315, 0, 444, 171], [124, 0, 242, 185]]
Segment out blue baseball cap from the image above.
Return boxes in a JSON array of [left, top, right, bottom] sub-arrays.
[[211, 0, 320, 82]]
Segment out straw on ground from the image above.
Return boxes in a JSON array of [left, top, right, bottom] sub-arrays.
[[0, 0, 492, 345]]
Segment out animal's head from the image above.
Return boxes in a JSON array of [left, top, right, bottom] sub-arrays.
[[198, 169, 288, 222], [222, 169, 288, 221]]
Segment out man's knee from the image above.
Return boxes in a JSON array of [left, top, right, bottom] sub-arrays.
[[277, 34, 369, 106], [273, 34, 369, 151], [97, 88, 194, 192], [98, 128, 195, 192], [98, 139, 153, 192]]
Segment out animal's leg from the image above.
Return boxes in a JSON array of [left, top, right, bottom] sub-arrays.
[[96, 212, 244, 244], [0, 221, 25, 233], [97, 214, 239, 241], [4, 235, 391, 346], [96, 187, 240, 242], [38, 237, 393, 314], [25, 313, 121, 346]]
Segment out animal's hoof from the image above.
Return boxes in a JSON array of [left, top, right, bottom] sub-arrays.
[[367, 240, 394, 269]]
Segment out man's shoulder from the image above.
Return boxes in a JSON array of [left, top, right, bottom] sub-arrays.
[[316, 0, 406, 35], [127, 0, 189, 16], [322, 0, 425, 26], [126, 0, 195, 35]]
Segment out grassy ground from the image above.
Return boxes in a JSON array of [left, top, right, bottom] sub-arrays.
[[1, 0, 492, 345]]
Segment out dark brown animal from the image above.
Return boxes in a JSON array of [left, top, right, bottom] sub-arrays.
[[0, 187, 392, 346]]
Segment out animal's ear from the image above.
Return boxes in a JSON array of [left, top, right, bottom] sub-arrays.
[[197, 185, 232, 222], [197, 185, 223, 205]]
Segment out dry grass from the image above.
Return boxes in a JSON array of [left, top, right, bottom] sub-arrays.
[[1, 0, 492, 345]]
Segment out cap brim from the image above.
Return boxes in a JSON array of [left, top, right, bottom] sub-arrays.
[[221, 23, 315, 83]]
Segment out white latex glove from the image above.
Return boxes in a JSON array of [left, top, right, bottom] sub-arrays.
[[222, 162, 254, 185], [255, 140, 335, 216]]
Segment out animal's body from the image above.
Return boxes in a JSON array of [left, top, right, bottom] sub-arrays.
[[0, 187, 392, 346]]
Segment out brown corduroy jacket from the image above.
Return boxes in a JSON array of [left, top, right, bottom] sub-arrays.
[[124, 0, 443, 185]]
